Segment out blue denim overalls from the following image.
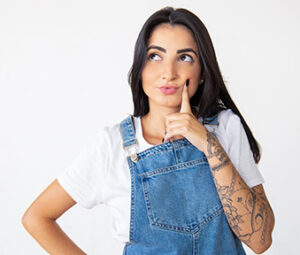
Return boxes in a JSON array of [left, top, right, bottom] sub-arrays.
[[120, 113, 246, 255]]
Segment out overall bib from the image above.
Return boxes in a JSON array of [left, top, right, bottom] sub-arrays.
[[120, 114, 246, 255]]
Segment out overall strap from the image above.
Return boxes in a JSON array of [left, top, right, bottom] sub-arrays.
[[192, 105, 219, 126], [202, 112, 219, 138], [203, 113, 219, 126], [120, 114, 139, 162]]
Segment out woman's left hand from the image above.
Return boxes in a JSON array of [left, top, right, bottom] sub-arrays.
[[163, 83, 211, 153]]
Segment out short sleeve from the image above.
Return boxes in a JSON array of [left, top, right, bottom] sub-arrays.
[[57, 128, 111, 209], [225, 111, 265, 188]]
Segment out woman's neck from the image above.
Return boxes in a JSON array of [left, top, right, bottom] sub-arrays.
[[141, 109, 173, 143], [140, 107, 198, 145]]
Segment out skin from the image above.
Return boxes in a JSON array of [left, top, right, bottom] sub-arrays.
[[141, 23, 274, 253], [21, 23, 274, 255], [22, 179, 85, 254], [141, 23, 202, 144]]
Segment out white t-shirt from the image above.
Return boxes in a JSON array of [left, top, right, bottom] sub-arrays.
[[57, 109, 264, 244]]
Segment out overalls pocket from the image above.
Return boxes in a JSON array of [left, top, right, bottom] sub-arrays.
[[141, 159, 223, 234]]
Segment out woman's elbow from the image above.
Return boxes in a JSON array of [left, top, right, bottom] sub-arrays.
[[21, 210, 39, 231], [251, 236, 273, 254]]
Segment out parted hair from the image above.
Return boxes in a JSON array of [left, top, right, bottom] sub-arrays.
[[128, 6, 261, 163]]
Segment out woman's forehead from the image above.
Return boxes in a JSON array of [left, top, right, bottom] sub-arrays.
[[148, 24, 198, 52]]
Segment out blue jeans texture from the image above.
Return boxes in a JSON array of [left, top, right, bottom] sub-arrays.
[[120, 114, 246, 255]]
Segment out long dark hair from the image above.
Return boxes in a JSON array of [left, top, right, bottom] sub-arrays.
[[128, 6, 261, 163]]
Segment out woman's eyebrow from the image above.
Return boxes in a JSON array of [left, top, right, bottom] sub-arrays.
[[147, 45, 198, 57]]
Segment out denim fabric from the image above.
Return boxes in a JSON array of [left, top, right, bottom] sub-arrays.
[[120, 114, 246, 255]]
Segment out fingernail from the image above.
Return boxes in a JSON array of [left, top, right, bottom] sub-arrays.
[[162, 138, 165, 143], [186, 79, 189, 87]]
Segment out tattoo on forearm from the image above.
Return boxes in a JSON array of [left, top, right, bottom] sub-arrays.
[[213, 165, 270, 246], [206, 129, 230, 171], [211, 159, 230, 171], [205, 129, 272, 246]]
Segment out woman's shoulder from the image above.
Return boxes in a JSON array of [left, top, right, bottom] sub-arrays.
[[217, 108, 241, 131], [95, 117, 134, 150], [87, 122, 121, 153], [96, 122, 123, 143]]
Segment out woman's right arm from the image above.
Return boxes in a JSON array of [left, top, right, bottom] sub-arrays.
[[22, 179, 86, 255]]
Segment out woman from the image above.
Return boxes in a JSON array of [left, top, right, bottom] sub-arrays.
[[22, 6, 274, 254]]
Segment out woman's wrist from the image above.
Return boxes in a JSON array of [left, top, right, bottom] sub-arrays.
[[201, 130, 230, 170]]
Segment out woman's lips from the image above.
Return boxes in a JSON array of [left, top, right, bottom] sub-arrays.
[[159, 86, 178, 95]]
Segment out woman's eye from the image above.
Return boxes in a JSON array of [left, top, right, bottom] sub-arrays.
[[148, 53, 161, 61], [179, 54, 194, 62], [147, 53, 194, 62]]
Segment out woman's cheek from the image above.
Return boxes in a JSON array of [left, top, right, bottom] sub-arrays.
[[189, 83, 199, 98], [142, 65, 160, 83]]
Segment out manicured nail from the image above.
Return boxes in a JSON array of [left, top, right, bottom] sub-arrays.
[[186, 79, 189, 87]]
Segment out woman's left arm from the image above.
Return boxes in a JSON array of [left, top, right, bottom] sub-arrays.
[[164, 85, 275, 253], [202, 130, 275, 254]]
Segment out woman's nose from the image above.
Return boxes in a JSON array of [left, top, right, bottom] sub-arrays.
[[161, 60, 178, 81]]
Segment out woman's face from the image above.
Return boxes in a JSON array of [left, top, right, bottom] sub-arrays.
[[141, 23, 202, 110]]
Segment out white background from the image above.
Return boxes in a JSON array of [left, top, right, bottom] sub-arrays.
[[1, 0, 299, 254]]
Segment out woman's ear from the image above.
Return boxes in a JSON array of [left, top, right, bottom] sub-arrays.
[[198, 73, 205, 85]]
